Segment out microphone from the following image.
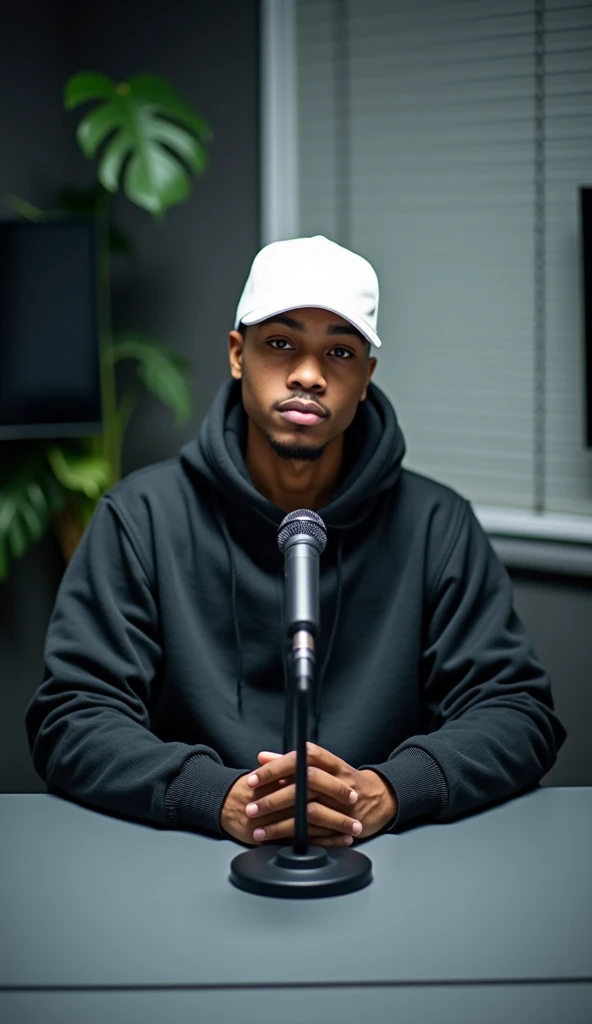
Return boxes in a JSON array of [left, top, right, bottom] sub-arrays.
[[229, 510, 372, 898], [278, 508, 327, 637], [277, 510, 327, 763]]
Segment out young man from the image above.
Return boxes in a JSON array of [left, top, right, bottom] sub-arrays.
[[25, 235, 566, 849]]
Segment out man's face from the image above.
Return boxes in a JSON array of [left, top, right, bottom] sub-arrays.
[[228, 307, 377, 460]]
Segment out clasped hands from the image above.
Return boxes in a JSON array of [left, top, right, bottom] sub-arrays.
[[221, 742, 398, 848]]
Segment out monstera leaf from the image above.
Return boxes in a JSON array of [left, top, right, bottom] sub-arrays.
[[110, 331, 193, 425], [0, 451, 67, 581], [64, 72, 213, 216]]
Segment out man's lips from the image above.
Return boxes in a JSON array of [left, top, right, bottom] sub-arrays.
[[277, 400, 327, 426]]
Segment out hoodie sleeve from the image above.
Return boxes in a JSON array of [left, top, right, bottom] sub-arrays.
[[24, 496, 248, 837], [361, 499, 567, 832]]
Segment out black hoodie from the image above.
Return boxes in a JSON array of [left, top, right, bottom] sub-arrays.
[[25, 379, 566, 836]]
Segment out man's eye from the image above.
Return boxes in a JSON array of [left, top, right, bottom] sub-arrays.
[[332, 347, 353, 359], [268, 338, 293, 350]]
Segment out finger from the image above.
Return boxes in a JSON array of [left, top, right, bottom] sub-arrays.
[[246, 783, 329, 820], [306, 742, 349, 776], [251, 817, 297, 844], [308, 791, 359, 815], [257, 751, 288, 785], [307, 801, 363, 838], [247, 751, 297, 790], [313, 834, 355, 848], [251, 817, 337, 841], [252, 816, 324, 844], [307, 825, 338, 838], [248, 757, 358, 809], [306, 764, 359, 808], [255, 823, 337, 840], [252, 817, 353, 846], [253, 804, 362, 844], [249, 774, 296, 802]]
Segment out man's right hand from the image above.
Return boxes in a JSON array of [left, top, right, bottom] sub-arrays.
[[220, 757, 360, 848]]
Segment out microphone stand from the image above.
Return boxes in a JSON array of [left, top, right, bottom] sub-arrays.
[[292, 630, 312, 856], [229, 511, 373, 898]]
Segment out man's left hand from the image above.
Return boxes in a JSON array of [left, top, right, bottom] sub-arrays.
[[245, 743, 398, 846]]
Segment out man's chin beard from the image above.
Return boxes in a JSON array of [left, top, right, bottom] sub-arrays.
[[265, 433, 326, 462]]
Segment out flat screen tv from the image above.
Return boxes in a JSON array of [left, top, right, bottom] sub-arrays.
[[0, 218, 102, 440], [582, 187, 592, 448]]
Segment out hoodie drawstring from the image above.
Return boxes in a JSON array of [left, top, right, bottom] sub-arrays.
[[313, 530, 344, 742], [213, 498, 244, 714], [213, 496, 344, 740]]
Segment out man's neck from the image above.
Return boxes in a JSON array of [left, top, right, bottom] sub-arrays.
[[245, 420, 344, 513]]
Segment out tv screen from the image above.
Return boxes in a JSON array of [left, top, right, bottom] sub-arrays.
[[0, 218, 102, 440], [582, 188, 592, 448]]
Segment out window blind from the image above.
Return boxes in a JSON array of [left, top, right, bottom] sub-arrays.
[[545, 0, 592, 514], [294, 0, 592, 517]]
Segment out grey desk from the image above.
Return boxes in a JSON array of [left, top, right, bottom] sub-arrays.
[[1, 789, 591, 1024]]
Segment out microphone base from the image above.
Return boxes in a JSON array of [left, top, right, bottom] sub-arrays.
[[229, 844, 372, 898]]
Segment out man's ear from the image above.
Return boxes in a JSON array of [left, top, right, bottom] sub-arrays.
[[228, 330, 244, 380], [360, 356, 377, 401]]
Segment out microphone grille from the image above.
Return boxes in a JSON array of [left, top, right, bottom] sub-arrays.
[[277, 509, 328, 553]]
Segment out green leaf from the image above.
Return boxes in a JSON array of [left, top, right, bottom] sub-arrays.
[[127, 75, 213, 142], [0, 452, 67, 581], [8, 512, 28, 560], [64, 72, 114, 109], [46, 448, 111, 499], [111, 331, 193, 424], [77, 104, 121, 159], [64, 71, 212, 216], [124, 146, 190, 215]]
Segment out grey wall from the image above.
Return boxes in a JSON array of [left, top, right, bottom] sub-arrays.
[[0, 0, 260, 791], [0, 0, 590, 797]]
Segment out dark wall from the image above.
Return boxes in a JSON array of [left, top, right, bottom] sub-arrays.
[[62, 0, 261, 471], [0, 0, 260, 791], [510, 573, 592, 789], [0, 0, 78, 793]]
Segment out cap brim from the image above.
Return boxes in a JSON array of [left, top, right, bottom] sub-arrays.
[[237, 302, 382, 349]]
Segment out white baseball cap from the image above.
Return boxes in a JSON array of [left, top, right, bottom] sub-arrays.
[[234, 235, 382, 348]]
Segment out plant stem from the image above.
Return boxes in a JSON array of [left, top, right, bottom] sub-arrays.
[[117, 377, 143, 438], [96, 192, 120, 486]]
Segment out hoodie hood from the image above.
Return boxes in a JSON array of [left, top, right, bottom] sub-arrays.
[[180, 377, 406, 744], [181, 377, 406, 528]]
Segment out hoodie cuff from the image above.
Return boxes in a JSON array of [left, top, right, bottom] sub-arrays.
[[360, 746, 448, 832], [164, 754, 250, 837]]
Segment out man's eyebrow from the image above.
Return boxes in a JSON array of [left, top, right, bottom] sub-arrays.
[[259, 314, 364, 341], [326, 323, 365, 340], [258, 314, 305, 331]]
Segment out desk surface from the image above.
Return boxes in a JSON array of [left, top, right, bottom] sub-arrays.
[[1, 788, 591, 1022]]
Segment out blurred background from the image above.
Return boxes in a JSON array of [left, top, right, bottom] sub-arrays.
[[1, 0, 590, 793]]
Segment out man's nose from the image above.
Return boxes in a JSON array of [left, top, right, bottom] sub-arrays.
[[288, 355, 326, 390]]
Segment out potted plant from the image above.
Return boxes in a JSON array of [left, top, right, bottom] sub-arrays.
[[0, 72, 212, 581]]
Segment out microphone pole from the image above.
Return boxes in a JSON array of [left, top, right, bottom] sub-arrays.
[[229, 510, 373, 898]]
